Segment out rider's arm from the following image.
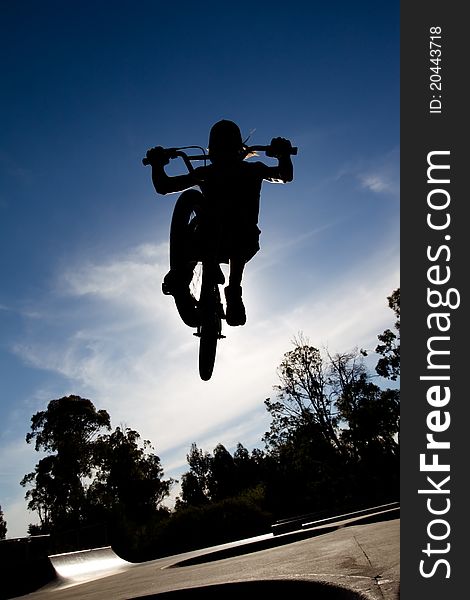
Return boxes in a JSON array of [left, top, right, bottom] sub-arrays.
[[146, 146, 199, 195], [274, 153, 294, 183], [262, 137, 294, 183], [151, 164, 197, 195], [260, 156, 293, 184]]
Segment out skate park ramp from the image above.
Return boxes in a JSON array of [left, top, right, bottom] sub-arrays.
[[48, 546, 133, 587], [2, 505, 399, 599]]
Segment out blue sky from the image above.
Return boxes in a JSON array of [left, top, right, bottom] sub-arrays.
[[0, 1, 399, 537]]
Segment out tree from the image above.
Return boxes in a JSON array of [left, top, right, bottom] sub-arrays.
[[329, 350, 399, 457], [0, 505, 7, 539], [263, 335, 344, 455], [335, 374, 400, 457], [178, 443, 211, 507], [375, 288, 400, 380], [21, 395, 111, 530], [265, 323, 400, 457], [263, 320, 400, 510], [178, 443, 267, 508], [88, 426, 173, 524], [174, 291, 401, 526], [20, 455, 62, 531], [207, 444, 237, 501], [233, 443, 264, 493]]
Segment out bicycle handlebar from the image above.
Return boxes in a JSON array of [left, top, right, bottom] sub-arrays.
[[142, 144, 297, 166]]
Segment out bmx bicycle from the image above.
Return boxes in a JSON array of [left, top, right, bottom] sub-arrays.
[[143, 143, 297, 381]]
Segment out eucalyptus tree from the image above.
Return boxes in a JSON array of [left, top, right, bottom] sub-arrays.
[[21, 395, 111, 530]]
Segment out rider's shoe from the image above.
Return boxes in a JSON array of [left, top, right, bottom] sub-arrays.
[[162, 269, 199, 328], [224, 285, 246, 326], [162, 268, 188, 295]]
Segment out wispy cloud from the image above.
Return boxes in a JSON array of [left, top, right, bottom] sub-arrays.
[[12, 238, 398, 447], [360, 174, 391, 193], [335, 147, 399, 198], [8, 234, 398, 530]]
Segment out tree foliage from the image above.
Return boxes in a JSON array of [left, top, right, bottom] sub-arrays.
[[25, 395, 111, 454], [178, 442, 266, 508], [178, 443, 211, 507], [264, 336, 343, 454], [88, 426, 173, 524], [21, 395, 172, 538], [179, 292, 400, 520], [375, 288, 400, 380], [0, 505, 7, 539], [21, 396, 111, 530]]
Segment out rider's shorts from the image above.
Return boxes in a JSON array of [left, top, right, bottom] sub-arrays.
[[192, 222, 260, 264], [231, 224, 261, 262]]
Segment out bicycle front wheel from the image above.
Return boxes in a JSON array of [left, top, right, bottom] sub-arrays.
[[197, 276, 224, 381], [198, 312, 220, 381]]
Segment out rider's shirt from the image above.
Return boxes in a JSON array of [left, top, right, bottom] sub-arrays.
[[192, 160, 280, 232], [163, 158, 287, 261]]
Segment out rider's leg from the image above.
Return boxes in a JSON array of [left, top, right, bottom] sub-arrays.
[[162, 262, 195, 295], [162, 260, 199, 328], [225, 256, 247, 326], [224, 225, 260, 326], [228, 257, 245, 287]]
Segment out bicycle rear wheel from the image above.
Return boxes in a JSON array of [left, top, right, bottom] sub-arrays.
[[168, 190, 203, 327]]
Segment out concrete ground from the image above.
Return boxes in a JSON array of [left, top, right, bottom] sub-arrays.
[[14, 509, 399, 600]]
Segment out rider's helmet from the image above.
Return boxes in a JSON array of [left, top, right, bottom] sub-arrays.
[[208, 120, 245, 159]]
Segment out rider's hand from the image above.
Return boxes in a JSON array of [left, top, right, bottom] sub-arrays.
[[267, 137, 293, 158], [146, 146, 170, 167]]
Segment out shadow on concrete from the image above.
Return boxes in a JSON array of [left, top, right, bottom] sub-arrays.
[[166, 506, 400, 568], [130, 579, 368, 600]]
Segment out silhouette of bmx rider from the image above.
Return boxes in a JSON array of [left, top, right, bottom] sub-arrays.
[[146, 120, 294, 327]]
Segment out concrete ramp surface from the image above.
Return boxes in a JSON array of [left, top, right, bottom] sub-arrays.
[[49, 546, 132, 586]]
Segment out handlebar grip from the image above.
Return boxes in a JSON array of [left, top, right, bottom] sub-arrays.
[[265, 146, 298, 158], [249, 144, 298, 157], [142, 147, 180, 166]]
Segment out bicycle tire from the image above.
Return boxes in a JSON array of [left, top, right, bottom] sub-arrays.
[[168, 190, 203, 327], [198, 273, 223, 381], [198, 313, 220, 381], [168, 189, 224, 380], [169, 190, 203, 268]]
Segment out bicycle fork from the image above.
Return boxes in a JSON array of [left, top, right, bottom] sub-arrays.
[[193, 265, 226, 340]]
